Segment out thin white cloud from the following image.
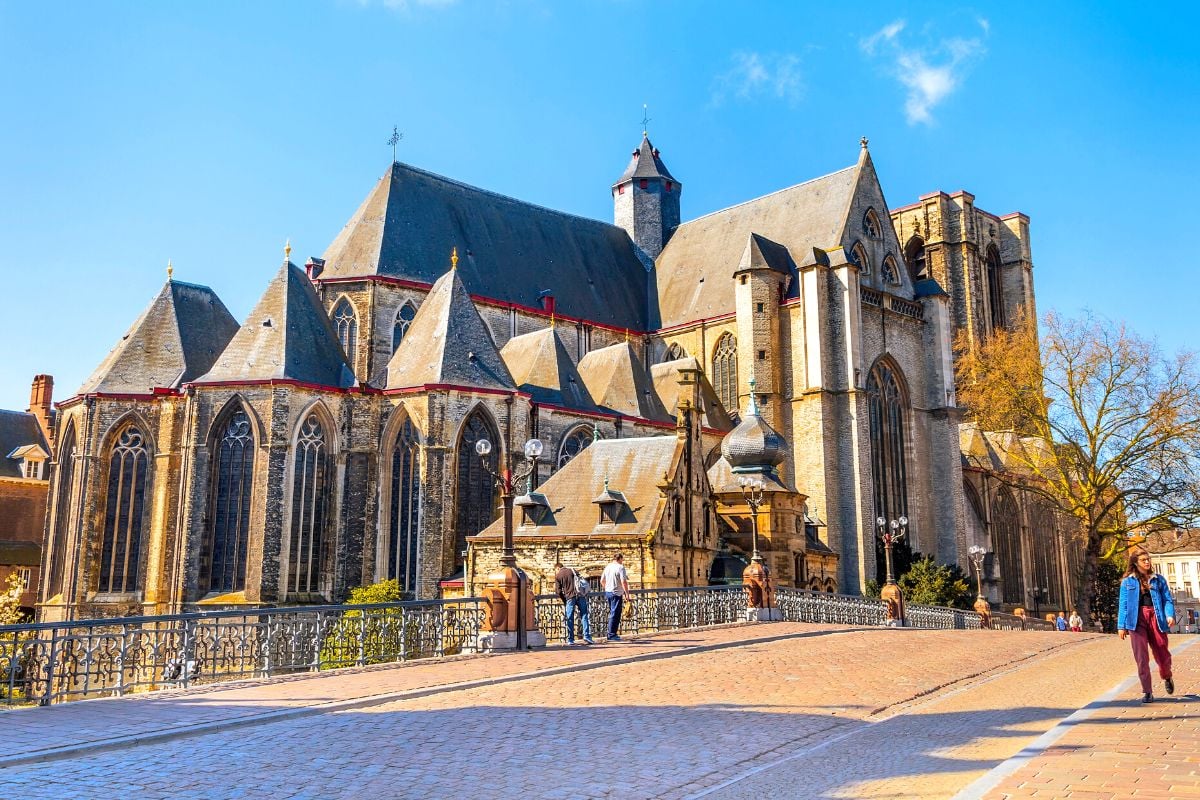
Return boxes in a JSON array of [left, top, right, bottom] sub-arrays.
[[710, 52, 804, 107], [861, 18, 988, 125], [355, 0, 457, 10]]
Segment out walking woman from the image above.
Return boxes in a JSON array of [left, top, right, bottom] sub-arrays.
[[1117, 547, 1176, 703]]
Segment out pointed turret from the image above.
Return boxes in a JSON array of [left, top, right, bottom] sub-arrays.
[[196, 262, 355, 388], [576, 341, 669, 421], [80, 280, 239, 394], [499, 326, 597, 411], [386, 265, 516, 391], [612, 134, 681, 261]]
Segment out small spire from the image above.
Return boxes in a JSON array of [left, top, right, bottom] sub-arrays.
[[166, 259, 173, 281], [748, 375, 759, 416], [860, 136, 869, 150], [642, 103, 651, 137], [451, 246, 458, 270], [604, 474, 610, 492], [284, 239, 292, 262], [625, 328, 630, 343], [592, 423, 600, 443], [550, 312, 556, 329]]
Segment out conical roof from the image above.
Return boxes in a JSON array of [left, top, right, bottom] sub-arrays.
[[650, 357, 735, 431], [196, 262, 355, 388], [720, 382, 788, 473], [576, 342, 670, 421], [614, 134, 678, 185], [80, 280, 239, 394], [499, 326, 597, 410], [386, 266, 516, 391], [736, 233, 794, 275]]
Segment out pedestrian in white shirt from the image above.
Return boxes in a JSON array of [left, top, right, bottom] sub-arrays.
[[601, 552, 631, 641]]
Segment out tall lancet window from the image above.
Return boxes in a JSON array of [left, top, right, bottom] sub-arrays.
[[905, 236, 928, 283], [712, 333, 738, 415], [868, 360, 909, 582], [388, 419, 421, 592], [986, 245, 1006, 332], [206, 409, 255, 594], [454, 410, 500, 569], [99, 424, 150, 593], [333, 298, 358, 367], [47, 423, 77, 597], [1029, 502, 1062, 608], [393, 302, 417, 353], [993, 488, 1024, 605], [288, 414, 329, 596]]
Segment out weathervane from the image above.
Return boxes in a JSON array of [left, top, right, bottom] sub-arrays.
[[641, 104, 651, 136], [388, 126, 403, 163]]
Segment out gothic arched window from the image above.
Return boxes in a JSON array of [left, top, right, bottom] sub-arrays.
[[333, 298, 358, 367], [1029, 502, 1063, 609], [393, 302, 417, 352], [993, 488, 1024, 605], [98, 424, 150, 593], [881, 255, 899, 285], [205, 409, 255, 594], [557, 426, 596, 469], [851, 242, 870, 275], [712, 333, 738, 415], [46, 423, 76, 598], [905, 236, 928, 283], [665, 342, 686, 362], [868, 360, 909, 582], [388, 419, 421, 592], [986, 245, 1006, 331], [864, 208, 882, 239], [453, 410, 500, 569], [287, 413, 329, 596]]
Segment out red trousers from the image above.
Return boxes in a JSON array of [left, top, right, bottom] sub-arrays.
[[1130, 605, 1172, 693]]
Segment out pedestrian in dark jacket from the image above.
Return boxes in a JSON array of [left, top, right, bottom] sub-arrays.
[[555, 562, 593, 645], [1117, 547, 1176, 703]]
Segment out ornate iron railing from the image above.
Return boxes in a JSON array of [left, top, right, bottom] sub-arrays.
[[0, 598, 483, 707], [905, 602, 982, 630], [989, 611, 1057, 631], [773, 587, 889, 626], [536, 586, 746, 644]]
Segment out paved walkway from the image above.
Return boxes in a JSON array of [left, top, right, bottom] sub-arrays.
[[0, 623, 1192, 799]]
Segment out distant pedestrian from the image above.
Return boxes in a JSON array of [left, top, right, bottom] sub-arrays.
[[1069, 611, 1083, 632], [1055, 612, 1068, 631], [601, 552, 631, 642], [554, 561, 593, 646], [1118, 547, 1176, 703]]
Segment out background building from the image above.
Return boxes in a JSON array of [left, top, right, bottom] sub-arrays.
[[1, 375, 54, 617]]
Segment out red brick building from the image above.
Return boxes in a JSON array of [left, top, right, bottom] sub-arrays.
[[0, 376, 53, 617]]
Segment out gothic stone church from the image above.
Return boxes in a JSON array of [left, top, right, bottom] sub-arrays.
[[38, 134, 1072, 621]]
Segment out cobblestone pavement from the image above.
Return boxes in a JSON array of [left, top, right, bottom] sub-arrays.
[[0, 625, 1154, 800], [980, 637, 1200, 799]]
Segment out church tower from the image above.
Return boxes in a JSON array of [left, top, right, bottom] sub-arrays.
[[612, 134, 681, 261]]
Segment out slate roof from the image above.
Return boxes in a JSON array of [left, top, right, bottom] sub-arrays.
[[654, 162, 860, 327], [615, 135, 679, 184], [473, 436, 680, 540], [1143, 529, 1200, 555], [737, 233, 794, 275], [499, 326, 597, 410], [576, 342, 670, 422], [0, 410, 48, 479], [320, 162, 650, 330], [387, 267, 516, 392], [196, 262, 355, 388], [79, 280, 239, 395], [707, 456, 795, 495], [650, 358, 734, 431]]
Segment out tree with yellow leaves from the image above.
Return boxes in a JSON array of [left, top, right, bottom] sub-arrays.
[[955, 311, 1200, 624]]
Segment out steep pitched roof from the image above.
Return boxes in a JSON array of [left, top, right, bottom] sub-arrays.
[[387, 267, 516, 391], [320, 162, 650, 330], [0, 410, 48, 479], [473, 436, 681, 540], [196, 262, 355, 388], [499, 326, 597, 410], [650, 357, 734, 431], [614, 135, 679, 184], [654, 162, 859, 327], [79, 280, 239, 395], [737, 233, 794, 275], [576, 342, 670, 422]]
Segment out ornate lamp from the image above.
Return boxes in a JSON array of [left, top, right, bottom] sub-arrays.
[[875, 515, 909, 626], [968, 545, 991, 627]]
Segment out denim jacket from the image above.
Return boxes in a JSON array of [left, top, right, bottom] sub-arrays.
[[1117, 574, 1175, 633]]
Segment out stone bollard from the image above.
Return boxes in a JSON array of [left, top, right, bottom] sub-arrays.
[[743, 560, 782, 622]]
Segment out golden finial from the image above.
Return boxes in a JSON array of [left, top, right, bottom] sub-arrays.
[[625, 328, 631, 343], [550, 312, 556, 329], [451, 246, 458, 270], [166, 260, 173, 281], [284, 239, 292, 262]]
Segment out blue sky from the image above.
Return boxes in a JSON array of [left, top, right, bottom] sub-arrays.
[[1, 1, 1196, 411]]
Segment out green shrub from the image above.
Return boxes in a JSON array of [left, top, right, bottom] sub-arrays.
[[897, 556, 973, 609]]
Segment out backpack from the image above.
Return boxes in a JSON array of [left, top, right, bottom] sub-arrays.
[[573, 570, 590, 597]]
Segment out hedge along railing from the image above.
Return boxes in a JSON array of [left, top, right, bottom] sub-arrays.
[[0, 598, 484, 707], [535, 586, 747, 644]]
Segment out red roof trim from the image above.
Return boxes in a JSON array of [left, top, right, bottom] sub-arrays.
[[383, 384, 531, 399]]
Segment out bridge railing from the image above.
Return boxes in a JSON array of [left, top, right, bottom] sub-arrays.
[[535, 585, 746, 644]]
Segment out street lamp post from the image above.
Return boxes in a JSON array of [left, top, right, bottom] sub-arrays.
[[968, 545, 991, 627], [875, 515, 909, 626], [736, 476, 779, 620], [475, 436, 544, 650], [1029, 586, 1044, 619], [737, 477, 765, 563]]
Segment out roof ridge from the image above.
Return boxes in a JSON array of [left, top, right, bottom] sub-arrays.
[[674, 163, 857, 229]]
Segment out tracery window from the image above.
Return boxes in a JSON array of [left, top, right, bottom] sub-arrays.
[[712, 333, 738, 415], [850, 242, 870, 275], [453, 410, 500, 569], [905, 236, 928, 282], [205, 409, 255, 594], [864, 208, 882, 239], [98, 424, 150, 594], [986, 245, 1006, 331], [47, 424, 76, 597], [665, 342, 686, 362], [333, 298, 358, 367], [388, 419, 421, 592], [992, 488, 1024, 605], [287, 414, 329, 596], [868, 361, 909, 583], [393, 302, 417, 352], [1029, 502, 1063, 609], [557, 426, 596, 469], [881, 255, 899, 284]]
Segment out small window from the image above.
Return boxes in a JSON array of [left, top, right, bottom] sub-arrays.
[[665, 181, 673, 193], [740, 275, 748, 285], [617, 184, 625, 195], [639, 179, 648, 190], [851, 242, 870, 275], [881, 256, 899, 284], [755, 302, 764, 313], [864, 209, 882, 239], [757, 350, 766, 361], [16, 568, 31, 590]]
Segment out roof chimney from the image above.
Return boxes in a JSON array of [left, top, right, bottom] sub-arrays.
[[28, 374, 54, 448]]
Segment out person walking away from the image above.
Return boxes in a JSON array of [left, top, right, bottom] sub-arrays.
[[1055, 612, 1068, 631], [554, 562, 592, 645], [1069, 610, 1083, 632], [1118, 547, 1176, 703], [601, 552, 631, 642]]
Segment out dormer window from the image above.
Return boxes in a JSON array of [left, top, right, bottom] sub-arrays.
[[7, 444, 48, 481], [515, 492, 551, 527], [593, 484, 628, 525], [24, 460, 42, 479]]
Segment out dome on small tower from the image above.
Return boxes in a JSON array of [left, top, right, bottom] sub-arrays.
[[720, 377, 787, 474]]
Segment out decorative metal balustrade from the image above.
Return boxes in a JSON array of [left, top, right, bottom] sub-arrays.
[[536, 586, 746, 644], [0, 598, 483, 707], [989, 611, 1057, 631], [773, 587, 889, 626], [905, 602, 983, 630]]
